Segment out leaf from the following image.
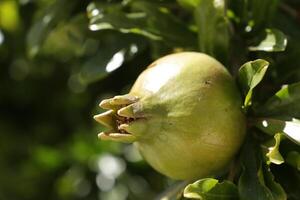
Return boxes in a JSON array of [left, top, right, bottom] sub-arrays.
[[155, 181, 188, 200], [249, 29, 287, 52], [87, 1, 197, 49], [26, 0, 78, 57], [79, 33, 146, 83], [88, 3, 158, 38], [286, 151, 300, 170], [249, 0, 279, 31], [238, 137, 275, 200], [228, 0, 279, 33], [183, 178, 238, 200], [261, 165, 287, 200], [194, 0, 229, 62], [238, 59, 269, 108], [254, 118, 300, 145], [271, 163, 300, 200], [132, 1, 197, 47], [261, 133, 285, 165], [258, 82, 300, 119]]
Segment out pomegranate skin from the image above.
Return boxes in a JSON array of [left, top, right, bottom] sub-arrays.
[[95, 52, 246, 180]]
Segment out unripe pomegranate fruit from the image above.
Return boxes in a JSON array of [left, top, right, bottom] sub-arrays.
[[94, 52, 246, 180]]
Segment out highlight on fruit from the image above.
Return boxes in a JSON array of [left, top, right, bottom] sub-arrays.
[[94, 52, 246, 180]]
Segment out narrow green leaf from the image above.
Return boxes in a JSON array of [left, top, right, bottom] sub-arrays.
[[194, 0, 229, 62], [255, 118, 300, 145], [258, 82, 300, 118], [249, 29, 287, 52], [286, 151, 300, 171], [132, 1, 197, 48], [88, 1, 197, 49], [238, 59, 269, 108], [184, 178, 238, 200], [261, 133, 285, 165], [88, 7, 160, 40], [238, 137, 274, 200], [228, 0, 279, 33], [250, 0, 279, 31]]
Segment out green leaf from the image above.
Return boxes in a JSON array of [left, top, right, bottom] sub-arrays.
[[258, 82, 300, 118], [183, 178, 238, 200], [228, 0, 279, 33], [249, 29, 287, 52], [286, 151, 300, 170], [238, 138, 287, 200], [271, 163, 300, 200], [250, 0, 279, 31], [88, 1, 197, 49], [254, 118, 300, 145], [238, 59, 269, 108], [194, 0, 229, 62], [238, 137, 275, 200], [261, 165, 287, 200], [261, 133, 285, 165], [79, 33, 146, 83], [88, 3, 159, 39], [26, 0, 78, 57]]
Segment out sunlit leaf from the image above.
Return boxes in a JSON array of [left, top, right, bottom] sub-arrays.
[[184, 178, 238, 200], [87, 1, 197, 49], [88, 2, 158, 39], [80, 49, 125, 83], [261, 133, 284, 165], [249, 29, 287, 52], [194, 0, 229, 62], [238, 59, 269, 108], [255, 118, 300, 145], [258, 82, 300, 118], [79, 33, 146, 83]]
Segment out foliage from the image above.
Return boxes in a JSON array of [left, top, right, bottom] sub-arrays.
[[0, 0, 300, 200]]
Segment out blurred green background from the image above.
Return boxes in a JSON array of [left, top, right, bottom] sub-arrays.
[[1, 0, 300, 199], [0, 1, 168, 199]]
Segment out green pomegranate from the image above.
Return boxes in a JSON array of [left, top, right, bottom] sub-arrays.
[[94, 52, 246, 180]]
